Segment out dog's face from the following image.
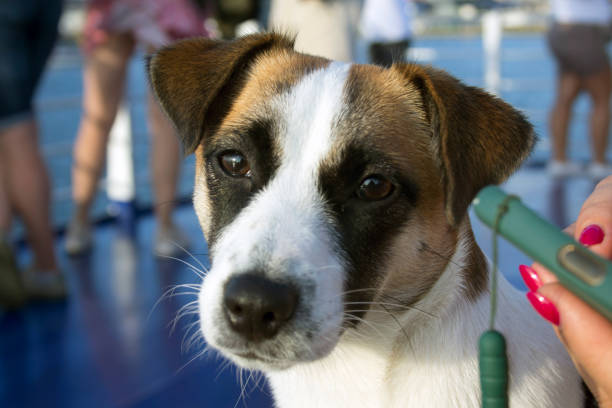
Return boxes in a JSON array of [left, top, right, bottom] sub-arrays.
[[148, 34, 534, 371]]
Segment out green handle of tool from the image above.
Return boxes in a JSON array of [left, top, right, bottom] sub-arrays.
[[479, 330, 508, 408], [473, 185, 612, 323]]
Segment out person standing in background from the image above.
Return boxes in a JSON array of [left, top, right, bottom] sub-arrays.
[[268, 0, 363, 62], [0, 0, 67, 308], [547, 0, 612, 179], [360, 0, 414, 67], [65, 0, 210, 257]]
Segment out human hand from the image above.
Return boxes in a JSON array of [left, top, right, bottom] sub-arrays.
[[519, 176, 612, 407]]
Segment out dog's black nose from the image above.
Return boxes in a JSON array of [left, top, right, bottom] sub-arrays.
[[223, 274, 299, 342]]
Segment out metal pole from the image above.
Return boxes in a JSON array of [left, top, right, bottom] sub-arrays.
[[483, 9, 502, 95], [106, 100, 136, 236]]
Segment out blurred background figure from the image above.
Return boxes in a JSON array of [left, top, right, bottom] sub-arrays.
[[65, 0, 210, 258], [0, 0, 66, 308], [547, 0, 612, 179], [214, 0, 263, 38], [268, 0, 363, 61], [360, 0, 414, 66]]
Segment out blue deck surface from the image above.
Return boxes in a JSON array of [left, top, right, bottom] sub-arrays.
[[1, 205, 274, 407], [0, 33, 607, 407]]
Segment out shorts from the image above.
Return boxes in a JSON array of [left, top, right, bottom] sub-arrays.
[[548, 23, 611, 77], [0, 0, 62, 129], [369, 39, 411, 67], [82, 0, 209, 53]]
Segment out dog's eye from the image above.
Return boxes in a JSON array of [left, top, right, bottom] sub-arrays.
[[357, 175, 394, 201], [219, 151, 251, 177]]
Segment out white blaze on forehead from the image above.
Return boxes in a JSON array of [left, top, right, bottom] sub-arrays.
[[276, 61, 351, 176]]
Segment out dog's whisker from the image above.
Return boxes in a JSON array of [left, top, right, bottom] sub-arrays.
[[175, 347, 209, 375], [249, 371, 266, 395], [171, 283, 202, 290], [157, 253, 208, 279], [235, 368, 252, 408], [168, 239, 211, 276], [181, 320, 203, 353], [419, 243, 467, 270], [244, 370, 258, 403], [343, 313, 386, 339], [168, 299, 200, 334], [183, 332, 202, 354], [295, 335, 320, 360], [377, 303, 412, 344], [331, 287, 381, 301], [337, 287, 380, 297], [147, 283, 200, 323], [336, 289, 437, 318], [215, 357, 236, 382], [344, 300, 412, 309], [170, 307, 200, 335], [344, 301, 437, 319]]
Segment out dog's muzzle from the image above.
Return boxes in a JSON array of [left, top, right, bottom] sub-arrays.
[[223, 273, 299, 342]]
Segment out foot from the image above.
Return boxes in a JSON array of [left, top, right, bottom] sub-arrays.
[[154, 224, 190, 258], [546, 160, 582, 178], [22, 267, 67, 301], [0, 240, 27, 309], [586, 162, 612, 181], [64, 218, 92, 256]]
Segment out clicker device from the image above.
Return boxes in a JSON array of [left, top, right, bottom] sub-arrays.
[[473, 185, 612, 322]]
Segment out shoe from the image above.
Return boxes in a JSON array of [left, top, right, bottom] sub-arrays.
[[0, 240, 26, 309], [586, 162, 612, 181], [154, 224, 190, 258], [64, 218, 92, 256], [22, 267, 67, 301], [546, 160, 582, 178]]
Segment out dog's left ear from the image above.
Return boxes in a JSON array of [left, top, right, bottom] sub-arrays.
[[147, 33, 295, 154], [396, 64, 536, 227]]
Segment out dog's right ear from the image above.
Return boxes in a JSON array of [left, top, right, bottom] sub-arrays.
[[147, 33, 295, 154]]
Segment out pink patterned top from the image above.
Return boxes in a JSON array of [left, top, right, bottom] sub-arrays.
[[83, 0, 210, 52]]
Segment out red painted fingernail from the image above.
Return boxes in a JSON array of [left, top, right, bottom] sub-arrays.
[[519, 264, 541, 292], [579, 224, 604, 246], [526, 292, 560, 326]]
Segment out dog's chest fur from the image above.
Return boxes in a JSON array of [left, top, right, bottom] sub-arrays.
[[148, 33, 583, 407]]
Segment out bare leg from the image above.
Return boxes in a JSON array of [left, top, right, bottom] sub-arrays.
[[0, 119, 57, 270], [549, 71, 582, 162], [71, 33, 135, 224], [0, 165, 10, 235], [583, 65, 612, 164], [147, 91, 181, 230]]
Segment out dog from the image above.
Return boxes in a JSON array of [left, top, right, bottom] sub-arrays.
[[148, 33, 583, 407]]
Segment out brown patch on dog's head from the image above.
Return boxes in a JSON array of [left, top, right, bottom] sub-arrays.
[[147, 33, 298, 154], [214, 48, 330, 144], [393, 64, 535, 227]]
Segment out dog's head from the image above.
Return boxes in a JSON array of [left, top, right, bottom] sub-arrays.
[[148, 33, 534, 371]]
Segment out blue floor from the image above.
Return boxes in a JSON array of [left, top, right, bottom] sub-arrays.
[[0, 206, 274, 408]]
